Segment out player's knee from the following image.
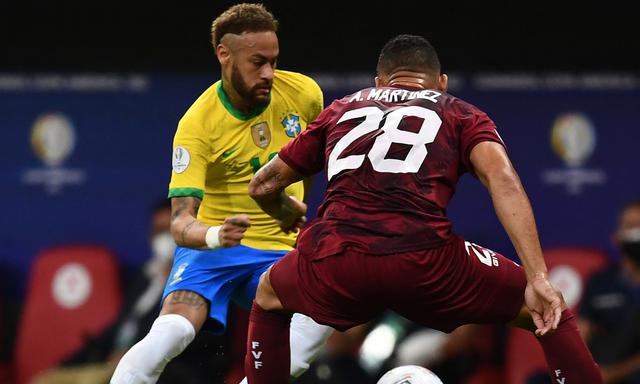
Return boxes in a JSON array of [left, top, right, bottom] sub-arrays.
[[111, 314, 196, 384], [160, 290, 208, 332], [152, 314, 197, 356], [254, 269, 282, 311]]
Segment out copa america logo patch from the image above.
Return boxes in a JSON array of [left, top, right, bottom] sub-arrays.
[[172, 146, 190, 174]]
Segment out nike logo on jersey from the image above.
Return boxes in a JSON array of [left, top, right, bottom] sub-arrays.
[[222, 147, 241, 158]]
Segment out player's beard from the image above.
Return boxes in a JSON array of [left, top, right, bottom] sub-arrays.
[[231, 63, 271, 108]]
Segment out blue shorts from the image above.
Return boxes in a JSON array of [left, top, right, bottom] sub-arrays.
[[162, 245, 287, 334]]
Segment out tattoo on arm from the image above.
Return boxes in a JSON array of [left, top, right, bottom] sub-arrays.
[[256, 163, 283, 196], [192, 199, 201, 215], [172, 197, 189, 221], [181, 219, 198, 244], [168, 290, 207, 309], [172, 197, 201, 220]]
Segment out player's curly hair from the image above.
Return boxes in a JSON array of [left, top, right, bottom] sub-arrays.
[[211, 3, 278, 47], [377, 34, 441, 76]]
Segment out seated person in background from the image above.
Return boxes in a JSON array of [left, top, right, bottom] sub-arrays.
[[579, 200, 640, 384], [35, 200, 233, 383]]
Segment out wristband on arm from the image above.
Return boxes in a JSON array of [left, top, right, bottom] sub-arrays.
[[205, 225, 222, 249]]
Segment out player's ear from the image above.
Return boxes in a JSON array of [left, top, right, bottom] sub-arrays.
[[437, 74, 448, 92], [375, 74, 386, 87], [216, 44, 230, 65]]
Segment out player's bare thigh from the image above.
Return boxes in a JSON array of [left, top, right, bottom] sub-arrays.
[[254, 267, 285, 311], [161, 290, 209, 332]]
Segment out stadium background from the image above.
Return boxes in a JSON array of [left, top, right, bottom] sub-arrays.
[[2, 0, 639, 383]]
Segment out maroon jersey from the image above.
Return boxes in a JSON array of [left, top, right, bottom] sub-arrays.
[[278, 86, 503, 259]]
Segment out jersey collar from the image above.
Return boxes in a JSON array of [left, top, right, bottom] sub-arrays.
[[217, 81, 269, 121]]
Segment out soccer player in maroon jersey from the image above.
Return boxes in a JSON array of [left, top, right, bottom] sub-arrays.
[[244, 34, 603, 383]]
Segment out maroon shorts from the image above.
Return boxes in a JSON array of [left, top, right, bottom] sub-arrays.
[[270, 235, 526, 333]]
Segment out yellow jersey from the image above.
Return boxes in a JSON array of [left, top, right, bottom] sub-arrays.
[[168, 70, 323, 251]]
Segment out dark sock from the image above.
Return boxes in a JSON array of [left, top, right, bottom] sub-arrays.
[[244, 301, 292, 384], [538, 309, 603, 384]]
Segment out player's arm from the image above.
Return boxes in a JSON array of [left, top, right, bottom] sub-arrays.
[[248, 155, 307, 233], [170, 196, 250, 249], [470, 141, 547, 278], [470, 141, 562, 336]]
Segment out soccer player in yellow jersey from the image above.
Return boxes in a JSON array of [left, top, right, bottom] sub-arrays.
[[110, 4, 332, 383]]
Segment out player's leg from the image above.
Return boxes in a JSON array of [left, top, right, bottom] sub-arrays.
[[392, 237, 602, 383], [288, 313, 333, 378], [245, 248, 377, 384], [509, 298, 602, 383], [239, 318, 333, 384], [456, 238, 602, 383], [244, 266, 293, 384], [110, 290, 206, 384], [111, 246, 245, 384], [235, 257, 333, 383]]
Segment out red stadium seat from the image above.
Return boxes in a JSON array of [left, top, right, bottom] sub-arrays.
[[504, 246, 609, 384], [14, 245, 122, 384]]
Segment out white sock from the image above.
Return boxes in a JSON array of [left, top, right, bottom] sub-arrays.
[[110, 314, 196, 384], [239, 313, 333, 383], [289, 313, 333, 377]]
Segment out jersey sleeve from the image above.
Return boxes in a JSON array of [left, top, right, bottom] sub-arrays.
[[278, 105, 332, 176], [167, 116, 211, 199], [458, 102, 505, 174]]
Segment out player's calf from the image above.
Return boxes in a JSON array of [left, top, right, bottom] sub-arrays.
[[110, 291, 207, 384], [239, 314, 333, 383], [538, 309, 603, 383], [245, 301, 292, 384], [110, 314, 196, 384]]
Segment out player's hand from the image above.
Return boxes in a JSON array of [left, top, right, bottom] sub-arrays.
[[524, 273, 563, 337], [219, 214, 251, 247], [278, 196, 307, 234]]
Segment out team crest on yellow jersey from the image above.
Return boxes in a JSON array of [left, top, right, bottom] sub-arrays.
[[251, 122, 271, 148], [282, 114, 302, 138]]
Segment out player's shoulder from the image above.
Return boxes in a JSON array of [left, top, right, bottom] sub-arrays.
[[274, 69, 323, 119], [274, 69, 322, 96], [439, 92, 489, 119], [178, 82, 221, 129], [441, 92, 482, 113]]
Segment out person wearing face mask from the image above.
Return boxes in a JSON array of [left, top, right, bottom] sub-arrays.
[[579, 200, 640, 384]]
